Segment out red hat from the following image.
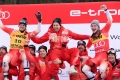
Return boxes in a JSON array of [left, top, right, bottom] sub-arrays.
[[112, 68, 120, 77]]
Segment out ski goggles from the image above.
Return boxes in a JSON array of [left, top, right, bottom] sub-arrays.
[[77, 40, 86, 45], [107, 49, 116, 54]]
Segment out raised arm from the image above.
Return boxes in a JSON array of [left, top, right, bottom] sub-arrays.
[[0, 9, 13, 35], [68, 29, 90, 40], [101, 4, 113, 32], [32, 22, 41, 36], [24, 45, 40, 70], [32, 11, 42, 35], [0, 20, 13, 35], [31, 32, 49, 44]]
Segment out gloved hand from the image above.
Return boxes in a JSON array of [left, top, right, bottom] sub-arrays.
[[62, 44, 66, 48], [35, 11, 42, 22], [80, 58, 83, 62]]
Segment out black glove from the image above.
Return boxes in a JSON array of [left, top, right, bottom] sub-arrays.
[[80, 58, 83, 62], [35, 11, 42, 22], [62, 44, 66, 48], [24, 45, 29, 47]]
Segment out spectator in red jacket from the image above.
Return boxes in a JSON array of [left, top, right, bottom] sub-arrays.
[[24, 44, 65, 80], [18, 44, 36, 80], [112, 66, 120, 80], [95, 48, 120, 80], [28, 45, 36, 80], [0, 46, 14, 80], [70, 40, 89, 80], [0, 46, 7, 80]]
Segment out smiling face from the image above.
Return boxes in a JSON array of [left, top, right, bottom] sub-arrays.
[[53, 22, 61, 32], [39, 49, 47, 58], [91, 23, 99, 33], [18, 24, 26, 31], [108, 53, 116, 63], [0, 48, 6, 56], [29, 48, 35, 56], [77, 44, 85, 52]]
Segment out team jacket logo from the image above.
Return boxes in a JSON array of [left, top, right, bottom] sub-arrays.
[[39, 60, 46, 74], [62, 29, 68, 35], [49, 33, 57, 42], [91, 33, 108, 53], [49, 30, 70, 42], [94, 41, 105, 48], [39, 60, 45, 66]]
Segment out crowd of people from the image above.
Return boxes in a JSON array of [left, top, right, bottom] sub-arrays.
[[0, 4, 120, 80]]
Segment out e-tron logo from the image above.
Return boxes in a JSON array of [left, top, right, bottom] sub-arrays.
[[70, 9, 120, 16], [0, 11, 10, 19]]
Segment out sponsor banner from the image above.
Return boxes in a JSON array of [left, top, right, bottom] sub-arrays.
[[0, 2, 120, 80], [0, 2, 120, 25], [0, 23, 120, 79]]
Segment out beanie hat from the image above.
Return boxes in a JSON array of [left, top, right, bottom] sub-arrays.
[[52, 18, 61, 26], [38, 45, 47, 53], [29, 45, 36, 52], [0, 45, 7, 52], [91, 20, 100, 28], [19, 18, 27, 26]]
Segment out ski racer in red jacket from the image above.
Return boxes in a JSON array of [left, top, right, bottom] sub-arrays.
[[30, 17, 90, 79], [112, 65, 120, 80], [0, 10, 41, 80], [95, 48, 120, 80], [18, 45, 36, 80], [82, 4, 113, 80]]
